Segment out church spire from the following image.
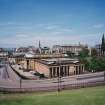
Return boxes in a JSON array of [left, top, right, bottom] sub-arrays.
[[38, 40, 42, 54], [101, 33, 105, 54], [39, 40, 41, 48]]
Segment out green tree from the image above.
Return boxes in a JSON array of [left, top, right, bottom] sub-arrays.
[[78, 48, 89, 58], [91, 48, 98, 57], [89, 57, 105, 72], [101, 34, 105, 53]]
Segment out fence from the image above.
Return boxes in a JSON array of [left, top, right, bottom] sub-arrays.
[[0, 80, 105, 93]]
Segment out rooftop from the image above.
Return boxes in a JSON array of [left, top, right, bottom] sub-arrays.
[[39, 58, 79, 66]]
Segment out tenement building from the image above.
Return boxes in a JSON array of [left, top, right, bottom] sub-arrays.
[[52, 44, 87, 55]]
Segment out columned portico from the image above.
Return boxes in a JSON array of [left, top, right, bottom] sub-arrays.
[[74, 64, 84, 75], [49, 65, 70, 77]]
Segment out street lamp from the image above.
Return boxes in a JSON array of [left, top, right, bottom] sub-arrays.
[[57, 61, 62, 92], [20, 78, 22, 89], [58, 75, 62, 92], [104, 71, 105, 82]]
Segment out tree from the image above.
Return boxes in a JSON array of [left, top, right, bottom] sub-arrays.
[[101, 34, 105, 54], [78, 48, 89, 58], [91, 48, 98, 57], [78, 48, 89, 71], [89, 57, 105, 72]]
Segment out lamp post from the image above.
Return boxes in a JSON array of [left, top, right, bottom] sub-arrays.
[[20, 78, 22, 89], [58, 76, 61, 92], [58, 76, 60, 92], [57, 62, 62, 92], [104, 71, 105, 82]]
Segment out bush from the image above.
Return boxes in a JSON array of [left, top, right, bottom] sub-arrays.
[[89, 57, 105, 72]]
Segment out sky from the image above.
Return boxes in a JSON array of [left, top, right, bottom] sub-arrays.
[[0, 0, 105, 48]]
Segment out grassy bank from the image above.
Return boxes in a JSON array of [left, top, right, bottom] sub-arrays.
[[0, 86, 105, 105]]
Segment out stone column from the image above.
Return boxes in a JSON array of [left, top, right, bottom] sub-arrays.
[[52, 67, 54, 77], [76, 66, 79, 75], [81, 64, 84, 74], [63, 66, 65, 76], [58, 66, 60, 76], [65, 66, 68, 76], [55, 67, 57, 77], [78, 66, 80, 74], [64, 66, 66, 76], [67, 66, 70, 76], [65, 66, 67, 76], [68, 66, 70, 76], [69, 66, 71, 75], [53, 67, 56, 77], [82, 65, 85, 73], [27, 60, 29, 70], [74, 66, 76, 75], [49, 67, 52, 78], [57, 67, 59, 77]]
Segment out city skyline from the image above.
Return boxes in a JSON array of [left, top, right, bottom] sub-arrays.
[[0, 0, 105, 47]]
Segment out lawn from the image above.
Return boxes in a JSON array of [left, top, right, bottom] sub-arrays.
[[0, 86, 105, 105]]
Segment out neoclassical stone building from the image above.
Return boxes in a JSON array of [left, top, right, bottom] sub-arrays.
[[11, 56, 84, 78]]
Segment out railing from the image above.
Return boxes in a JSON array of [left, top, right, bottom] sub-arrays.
[[0, 80, 105, 93], [0, 65, 105, 93]]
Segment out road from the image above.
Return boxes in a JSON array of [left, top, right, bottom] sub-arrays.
[[0, 65, 9, 79], [0, 64, 105, 90]]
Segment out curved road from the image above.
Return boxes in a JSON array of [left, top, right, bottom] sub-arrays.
[[0, 64, 105, 90]]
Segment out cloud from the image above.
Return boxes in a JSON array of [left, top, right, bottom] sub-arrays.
[[36, 24, 45, 27], [44, 25, 73, 32], [93, 24, 104, 28], [15, 34, 29, 38], [0, 22, 22, 26], [0, 22, 101, 47], [0, 32, 100, 47], [62, 28, 73, 32], [44, 25, 59, 30]]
